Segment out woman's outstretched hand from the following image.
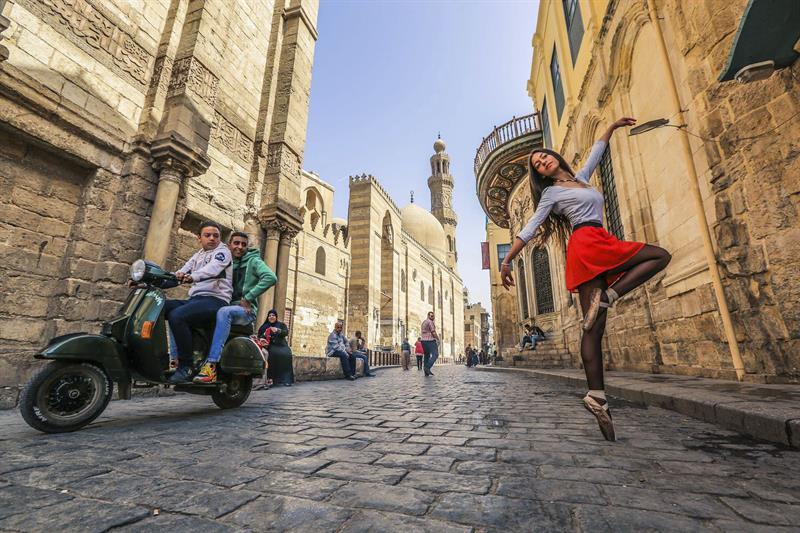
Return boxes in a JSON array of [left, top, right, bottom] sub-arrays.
[[612, 117, 636, 129], [501, 263, 515, 290]]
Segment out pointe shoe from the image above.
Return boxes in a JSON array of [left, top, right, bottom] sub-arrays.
[[583, 394, 616, 442]]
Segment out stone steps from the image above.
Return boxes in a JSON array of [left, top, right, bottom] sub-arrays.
[[501, 340, 573, 369]]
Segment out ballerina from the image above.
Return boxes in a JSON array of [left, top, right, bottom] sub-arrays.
[[500, 117, 671, 441]]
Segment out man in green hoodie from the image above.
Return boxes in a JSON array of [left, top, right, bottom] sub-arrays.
[[194, 231, 277, 383]]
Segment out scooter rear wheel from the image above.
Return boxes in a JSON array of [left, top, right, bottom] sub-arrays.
[[20, 361, 112, 433], [211, 374, 252, 409]]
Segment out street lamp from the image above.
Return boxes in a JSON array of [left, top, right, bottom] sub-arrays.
[[629, 118, 683, 136]]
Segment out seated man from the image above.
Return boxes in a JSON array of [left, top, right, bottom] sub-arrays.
[[165, 221, 232, 383], [530, 321, 546, 351], [349, 330, 375, 377], [326, 321, 356, 381], [520, 324, 532, 349], [194, 231, 277, 384]]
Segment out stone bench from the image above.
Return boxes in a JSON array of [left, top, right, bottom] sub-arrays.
[[293, 355, 367, 382]]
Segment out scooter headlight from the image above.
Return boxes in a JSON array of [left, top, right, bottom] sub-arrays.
[[130, 259, 146, 282]]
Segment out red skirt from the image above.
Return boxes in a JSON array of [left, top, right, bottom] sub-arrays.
[[566, 226, 645, 292]]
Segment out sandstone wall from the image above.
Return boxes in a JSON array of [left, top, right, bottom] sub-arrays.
[[0, 0, 319, 405], [287, 173, 349, 357]]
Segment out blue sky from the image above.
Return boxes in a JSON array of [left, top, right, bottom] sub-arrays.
[[304, 0, 539, 310]]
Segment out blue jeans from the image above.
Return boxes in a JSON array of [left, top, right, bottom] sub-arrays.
[[352, 350, 371, 375], [165, 296, 227, 366], [208, 305, 256, 363], [329, 349, 355, 377], [421, 340, 438, 370], [530, 334, 545, 349]]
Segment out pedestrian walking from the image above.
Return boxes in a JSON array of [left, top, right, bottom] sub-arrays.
[[420, 311, 440, 377], [400, 338, 411, 371], [414, 337, 424, 370], [500, 117, 671, 441]]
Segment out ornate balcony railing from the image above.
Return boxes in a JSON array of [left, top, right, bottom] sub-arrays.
[[474, 113, 540, 177]]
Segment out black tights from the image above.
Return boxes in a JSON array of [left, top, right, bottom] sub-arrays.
[[578, 244, 671, 390]]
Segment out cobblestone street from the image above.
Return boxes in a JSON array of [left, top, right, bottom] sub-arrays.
[[1, 366, 799, 532]]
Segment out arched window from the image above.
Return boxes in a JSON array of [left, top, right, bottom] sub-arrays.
[[401, 269, 407, 292], [447, 235, 453, 251], [533, 248, 554, 314], [315, 247, 326, 275], [517, 258, 529, 319], [420, 282, 424, 300]]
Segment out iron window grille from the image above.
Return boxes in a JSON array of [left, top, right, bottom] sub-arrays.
[[533, 248, 555, 314], [598, 145, 624, 240]]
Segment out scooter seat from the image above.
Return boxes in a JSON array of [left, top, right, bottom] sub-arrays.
[[230, 323, 254, 336]]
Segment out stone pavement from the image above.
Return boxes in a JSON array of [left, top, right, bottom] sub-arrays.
[[1, 366, 799, 532], [480, 367, 800, 449]]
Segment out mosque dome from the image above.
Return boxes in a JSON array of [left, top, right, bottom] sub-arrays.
[[401, 203, 447, 261], [433, 136, 446, 153]]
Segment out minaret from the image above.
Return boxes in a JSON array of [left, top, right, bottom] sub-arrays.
[[428, 134, 458, 269]]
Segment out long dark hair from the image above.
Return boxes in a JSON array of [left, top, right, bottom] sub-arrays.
[[526, 148, 574, 248]]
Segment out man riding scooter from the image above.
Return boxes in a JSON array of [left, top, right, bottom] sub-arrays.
[[193, 231, 276, 384], [166, 220, 233, 383]]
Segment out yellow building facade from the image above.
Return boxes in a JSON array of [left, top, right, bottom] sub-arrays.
[[478, 0, 799, 380]]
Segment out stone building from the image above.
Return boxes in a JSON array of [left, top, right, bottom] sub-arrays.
[[485, 218, 519, 357], [288, 138, 466, 361], [464, 301, 489, 353], [0, 0, 319, 399], [476, 0, 799, 381]]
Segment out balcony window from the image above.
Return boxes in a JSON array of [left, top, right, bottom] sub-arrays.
[[497, 243, 512, 271], [550, 46, 565, 121], [562, 0, 584, 64], [533, 248, 554, 314], [540, 98, 553, 149], [598, 146, 624, 240]]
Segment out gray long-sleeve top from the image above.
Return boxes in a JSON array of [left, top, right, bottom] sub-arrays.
[[517, 140, 608, 243], [326, 330, 350, 356]]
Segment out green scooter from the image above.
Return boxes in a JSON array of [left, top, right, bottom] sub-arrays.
[[19, 259, 265, 433]]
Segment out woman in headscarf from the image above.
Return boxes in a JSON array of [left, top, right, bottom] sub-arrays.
[[258, 309, 294, 386]]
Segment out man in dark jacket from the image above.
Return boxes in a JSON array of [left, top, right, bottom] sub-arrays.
[[195, 232, 276, 383]]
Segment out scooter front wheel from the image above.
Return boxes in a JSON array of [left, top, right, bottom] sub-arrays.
[[20, 361, 113, 433], [211, 374, 252, 409]]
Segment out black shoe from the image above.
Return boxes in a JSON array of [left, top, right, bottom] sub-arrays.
[[346, 375, 356, 381], [364, 372, 376, 377], [168, 366, 193, 384], [427, 369, 434, 376]]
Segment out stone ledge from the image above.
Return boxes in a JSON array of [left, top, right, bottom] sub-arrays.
[[476, 367, 800, 449], [0, 356, 399, 409]]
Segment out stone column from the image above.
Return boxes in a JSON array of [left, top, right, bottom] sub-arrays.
[[143, 161, 185, 265], [256, 221, 282, 326], [143, 134, 210, 266], [274, 229, 297, 319]]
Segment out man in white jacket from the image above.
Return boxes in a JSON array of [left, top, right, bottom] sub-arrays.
[[165, 220, 232, 383]]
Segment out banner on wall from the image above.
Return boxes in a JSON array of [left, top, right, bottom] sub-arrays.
[[481, 242, 490, 270]]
